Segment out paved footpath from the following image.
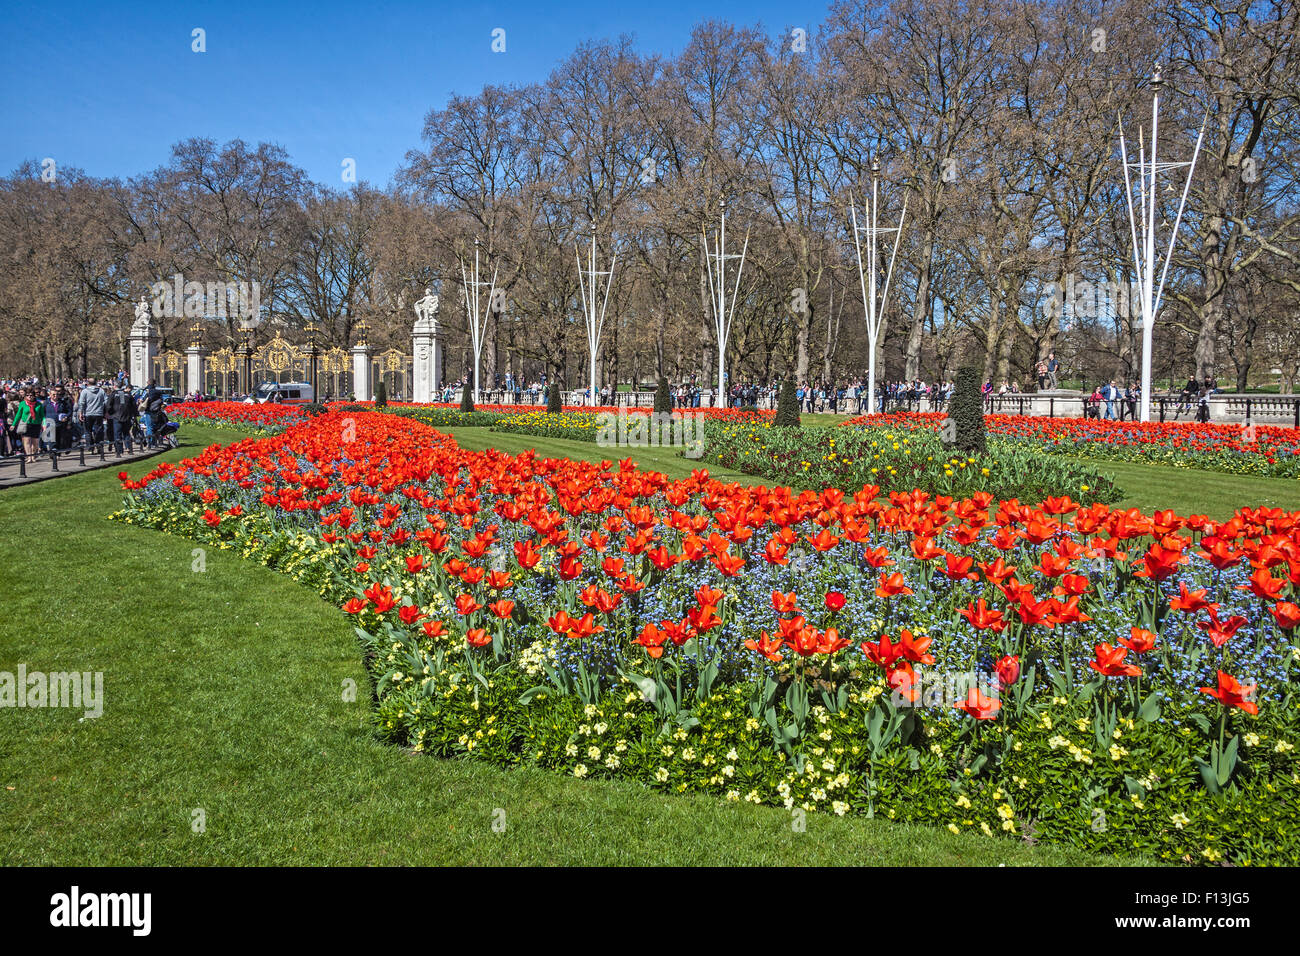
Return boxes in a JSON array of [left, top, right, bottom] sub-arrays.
[[0, 442, 170, 489]]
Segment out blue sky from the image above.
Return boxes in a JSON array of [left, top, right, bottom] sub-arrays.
[[1, 0, 831, 188]]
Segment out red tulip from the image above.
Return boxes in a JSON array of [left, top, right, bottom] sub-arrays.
[[958, 598, 1006, 633], [772, 591, 799, 614], [1196, 607, 1249, 648], [744, 632, 784, 662], [637, 623, 667, 659], [860, 634, 901, 671], [1169, 582, 1211, 613], [955, 687, 1001, 720], [875, 572, 913, 598], [896, 629, 934, 665], [1270, 601, 1300, 631], [1121, 627, 1157, 654], [1199, 671, 1258, 715], [1087, 642, 1142, 677]]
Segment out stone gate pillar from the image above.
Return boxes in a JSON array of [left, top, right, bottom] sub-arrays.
[[128, 297, 158, 388], [411, 293, 444, 403], [186, 344, 207, 397], [351, 342, 372, 402]]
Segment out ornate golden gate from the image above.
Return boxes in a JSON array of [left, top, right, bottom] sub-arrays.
[[373, 347, 412, 401], [318, 347, 352, 401], [206, 348, 239, 397], [151, 350, 185, 392], [251, 333, 310, 386]]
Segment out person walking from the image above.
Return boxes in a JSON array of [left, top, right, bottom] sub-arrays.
[[48, 386, 74, 449], [1124, 383, 1139, 421], [1086, 384, 1102, 419], [1, 389, 18, 456], [1046, 352, 1059, 388], [1197, 385, 1211, 423], [76, 379, 110, 446], [109, 383, 138, 449], [11, 387, 45, 464], [141, 380, 163, 446]]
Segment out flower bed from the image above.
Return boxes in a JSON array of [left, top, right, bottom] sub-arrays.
[[167, 401, 309, 434], [845, 412, 1300, 480], [701, 418, 1124, 504], [387, 404, 771, 445], [114, 411, 1300, 864]]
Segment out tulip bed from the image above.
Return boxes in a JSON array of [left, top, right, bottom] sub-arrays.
[[845, 412, 1300, 480], [701, 417, 1124, 505], [387, 405, 772, 445], [112, 409, 1300, 864], [167, 400, 310, 434]]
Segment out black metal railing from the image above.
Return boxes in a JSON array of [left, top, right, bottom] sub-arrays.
[[2, 432, 169, 482], [978, 392, 1300, 426]]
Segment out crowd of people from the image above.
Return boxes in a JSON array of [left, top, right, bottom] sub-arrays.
[[658, 378, 958, 413], [3, 375, 174, 464], [1081, 381, 1142, 420]]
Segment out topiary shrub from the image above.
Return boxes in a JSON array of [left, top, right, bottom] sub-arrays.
[[460, 380, 475, 412], [950, 365, 987, 455], [302, 402, 328, 417], [546, 382, 562, 414], [374, 380, 388, 408], [774, 378, 801, 427], [654, 377, 672, 413]]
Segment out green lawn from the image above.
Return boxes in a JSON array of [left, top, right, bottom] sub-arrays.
[[1100, 460, 1300, 518], [448, 425, 1300, 519], [0, 423, 1135, 865]]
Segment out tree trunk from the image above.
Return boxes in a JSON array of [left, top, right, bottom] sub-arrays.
[[905, 229, 935, 380]]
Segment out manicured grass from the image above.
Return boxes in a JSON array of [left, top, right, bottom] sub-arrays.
[[1098, 459, 1300, 519], [0, 424, 1135, 865], [450, 426, 764, 485], [447, 425, 1299, 519]]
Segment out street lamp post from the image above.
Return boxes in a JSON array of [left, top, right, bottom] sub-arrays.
[[703, 198, 750, 410], [460, 237, 498, 403], [239, 327, 254, 395], [305, 322, 320, 399], [1118, 66, 1207, 422], [576, 220, 616, 408], [850, 157, 908, 416]]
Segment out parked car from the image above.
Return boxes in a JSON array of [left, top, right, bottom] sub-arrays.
[[244, 381, 314, 405], [132, 386, 176, 406]]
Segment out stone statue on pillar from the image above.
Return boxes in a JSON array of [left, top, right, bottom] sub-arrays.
[[128, 296, 158, 388], [414, 289, 439, 331]]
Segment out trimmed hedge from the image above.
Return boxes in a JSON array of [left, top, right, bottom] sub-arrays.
[[951, 366, 987, 455], [654, 377, 672, 413], [774, 379, 801, 428]]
